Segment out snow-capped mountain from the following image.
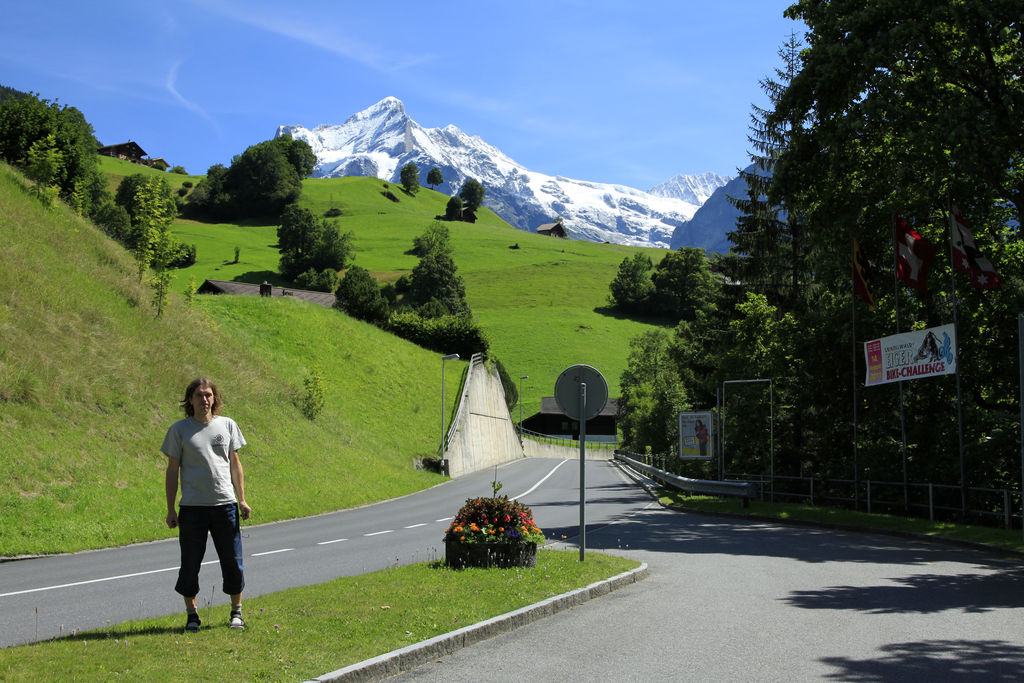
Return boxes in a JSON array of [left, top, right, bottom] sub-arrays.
[[648, 172, 732, 205], [669, 167, 753, 253], [277, 97, 730, 249]]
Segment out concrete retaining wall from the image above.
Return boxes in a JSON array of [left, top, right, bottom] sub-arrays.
[[444, 359, 524, 478], [522, 439, 614, 460]]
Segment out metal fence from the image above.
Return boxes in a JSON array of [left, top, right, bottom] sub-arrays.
[[619, 449, 1023, 531], [517, 426, 619, 450], [723, 471, 1024, 531]]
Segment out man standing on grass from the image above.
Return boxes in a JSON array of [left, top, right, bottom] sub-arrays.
[[163, 377, 252, 632]]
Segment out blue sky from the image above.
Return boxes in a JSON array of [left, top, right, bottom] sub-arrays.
[[2, 1, 802, 190]]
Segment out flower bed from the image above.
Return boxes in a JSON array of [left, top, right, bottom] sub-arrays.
[[444, 495, 545, 569]]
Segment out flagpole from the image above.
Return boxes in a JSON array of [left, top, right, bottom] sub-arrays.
[[891, 212, 910, 510], [1015, 313, 1024, 544], [851, 240, 861, 510], [1018, 313, 1023, 543], [947, 202, 967, 517]]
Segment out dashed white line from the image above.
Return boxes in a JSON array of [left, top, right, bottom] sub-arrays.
[[403, 523, 427, 529], [435, 517, 452, 523], [251, 548, 293, 557], [364, 530, 394, 537], [317, 538, 348, 545]]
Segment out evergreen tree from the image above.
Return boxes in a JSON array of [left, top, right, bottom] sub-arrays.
[[726, 33, 805, 307]]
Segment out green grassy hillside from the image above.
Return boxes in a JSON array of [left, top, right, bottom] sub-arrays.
[[0, 162, 454, 556], [159, 163, 668, 417]]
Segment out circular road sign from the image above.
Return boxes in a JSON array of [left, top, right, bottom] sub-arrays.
[[554, 364, 608, 421]]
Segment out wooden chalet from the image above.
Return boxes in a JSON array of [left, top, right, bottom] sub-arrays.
[[98, 141, 147, 163], [536, 222, 568, 238], [520, 396, 619, 442], [197, 279, 336, 308]]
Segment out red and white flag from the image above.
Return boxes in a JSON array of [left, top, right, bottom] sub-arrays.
[[894, 216, 936, 293], [950, 205, 1001, 290]]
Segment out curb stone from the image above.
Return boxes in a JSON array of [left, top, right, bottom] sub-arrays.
[[306, 562, 649, 682]]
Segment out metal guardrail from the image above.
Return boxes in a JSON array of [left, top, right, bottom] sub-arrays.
[[518, 427, 619, 450], [616, 450, 758, 504]]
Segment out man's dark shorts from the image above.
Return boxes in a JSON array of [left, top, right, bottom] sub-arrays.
[[175, 504, 245, 597]]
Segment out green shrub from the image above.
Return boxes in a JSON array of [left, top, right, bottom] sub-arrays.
[[301, 363, 325, 420], [386, 311, 488, 358], [295, 267, 339, 293]]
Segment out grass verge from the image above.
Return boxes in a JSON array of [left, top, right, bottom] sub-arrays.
[[0, 550, 639, 681], [657, 490, 1024, 553]]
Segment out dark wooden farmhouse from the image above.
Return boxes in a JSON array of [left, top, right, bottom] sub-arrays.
[[536, 222, 568, 238], [197, 279, 336, 308], [98, 141, 147, 163], [520, 396, 619, 442], [98, 142, 170, 170]]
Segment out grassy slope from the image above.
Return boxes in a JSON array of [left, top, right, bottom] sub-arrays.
[[166, 169, 669, 417], [0, 162, 453, 556]]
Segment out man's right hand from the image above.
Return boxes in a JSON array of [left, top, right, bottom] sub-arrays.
[[166, 510, 179, 529]]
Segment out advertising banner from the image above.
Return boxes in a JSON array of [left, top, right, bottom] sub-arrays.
[[864, 324, 957, 387], [678, 410, 713, 461]]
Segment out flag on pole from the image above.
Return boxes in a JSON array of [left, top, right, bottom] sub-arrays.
[[853, 239, 876, 308], [950, 204, 1001, 290], [894, 216, 937, 293]]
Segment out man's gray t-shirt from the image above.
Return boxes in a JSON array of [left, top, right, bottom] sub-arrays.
[[161, 416, 246, 506]]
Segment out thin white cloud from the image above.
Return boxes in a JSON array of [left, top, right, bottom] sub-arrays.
[[165, 61, 223, 139], [189, 0, 432, 73]]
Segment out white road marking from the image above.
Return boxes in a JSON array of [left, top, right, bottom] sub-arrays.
[[0, 560, 216, 598], [404, 523, 427, 529], [317, 538, 348, 545], [251, 548, 293, 557], [364, 530, 394, 537], [511, 459, 570, 500], [435, 517, 452, 523]]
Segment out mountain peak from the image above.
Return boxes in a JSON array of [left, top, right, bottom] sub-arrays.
[[343, 96, 407, 125], [648, 172, 732, 205], [277, 100, 735, 249]]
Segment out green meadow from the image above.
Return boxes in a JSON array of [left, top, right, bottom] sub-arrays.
[[0, 158, 665, 555], [1, 162, 453, 555], [163, 162, 668, 418]]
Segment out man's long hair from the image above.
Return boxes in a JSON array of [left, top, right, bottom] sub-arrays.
[[181, 377, 222, 417]]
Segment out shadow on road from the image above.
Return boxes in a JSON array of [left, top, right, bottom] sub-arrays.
[[819, 639, 1024, 681]]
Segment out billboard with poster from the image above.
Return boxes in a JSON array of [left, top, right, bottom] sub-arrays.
[[864, 323, 957, 387], [678, 410, 713, 461]]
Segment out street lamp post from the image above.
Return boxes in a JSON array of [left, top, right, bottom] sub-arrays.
[[518, 375, 529, 436], [441, 354, 460, 459]]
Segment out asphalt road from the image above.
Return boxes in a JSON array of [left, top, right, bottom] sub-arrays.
[[0, 457, 645, 648], [397, 489, 1024, 681]]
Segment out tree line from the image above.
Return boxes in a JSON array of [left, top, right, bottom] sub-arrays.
[[614, 3, 1023, 520]]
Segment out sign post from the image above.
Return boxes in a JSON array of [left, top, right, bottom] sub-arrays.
[[554, 365, 608, 561]]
